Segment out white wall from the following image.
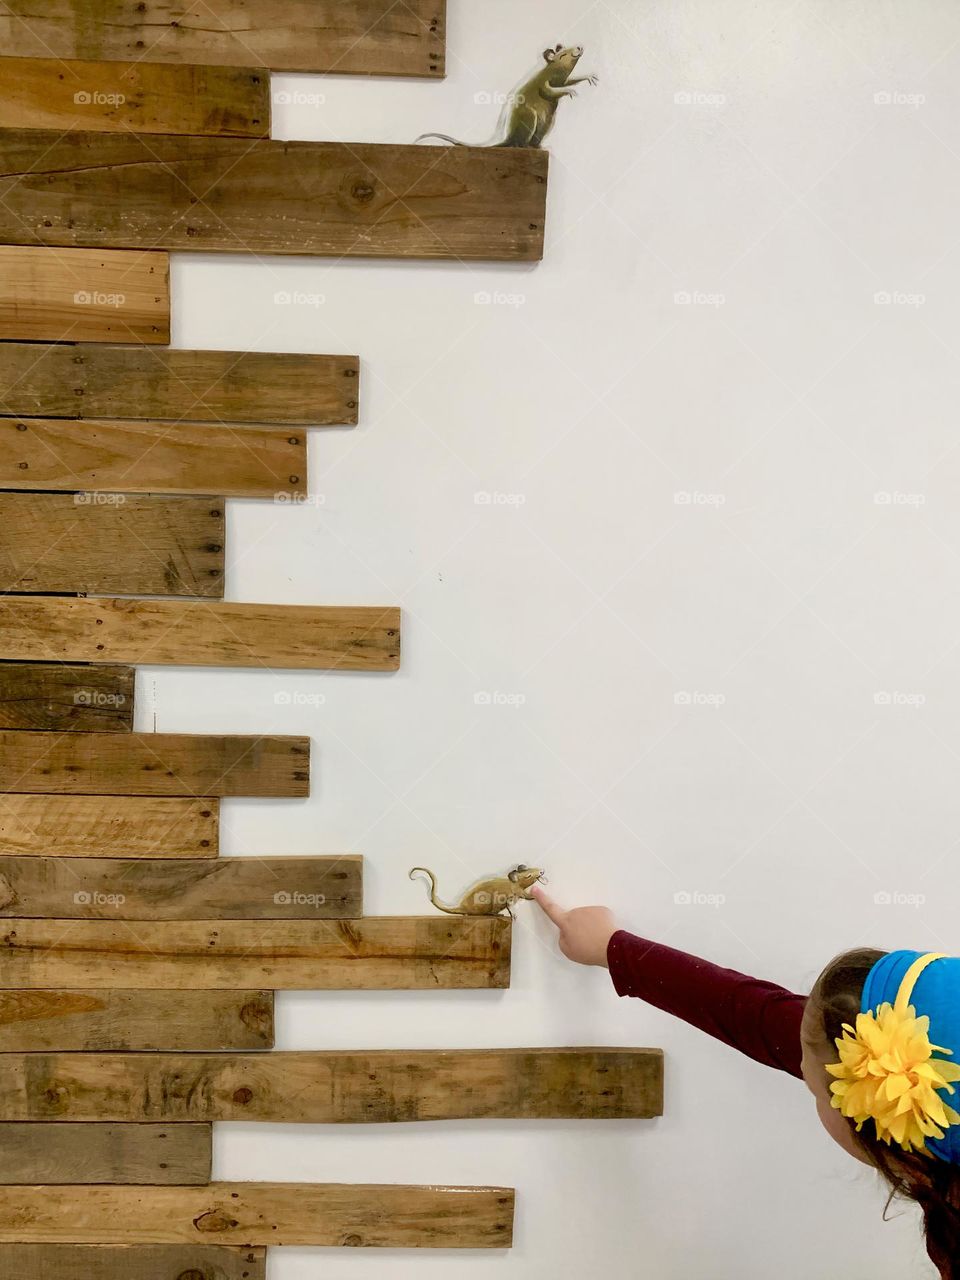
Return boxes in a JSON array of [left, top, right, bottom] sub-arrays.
[[150, 2, 960, 1274]]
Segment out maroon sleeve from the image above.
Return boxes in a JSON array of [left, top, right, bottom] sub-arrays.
[[606, 929, 807, 1079]]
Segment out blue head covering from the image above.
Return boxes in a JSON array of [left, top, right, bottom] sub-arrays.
[[861, 950, 960, 1163]]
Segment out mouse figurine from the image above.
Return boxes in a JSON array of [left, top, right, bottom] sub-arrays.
[[416, 44, 598, 149], [409, 864, 546, 918]]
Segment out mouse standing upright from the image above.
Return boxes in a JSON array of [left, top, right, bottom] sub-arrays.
[[417, 44, 599, 149]]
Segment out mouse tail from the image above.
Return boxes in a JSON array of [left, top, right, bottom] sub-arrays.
[[409, 866, 458, 914], [415, 132, 469, 146]]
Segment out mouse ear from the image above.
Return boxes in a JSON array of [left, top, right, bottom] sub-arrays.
[[555, 43, 563, 51], [543, 47, 556, 61], [507, 867, 521, 881]]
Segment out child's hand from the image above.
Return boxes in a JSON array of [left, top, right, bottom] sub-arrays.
[[531, 886, 617, 967]]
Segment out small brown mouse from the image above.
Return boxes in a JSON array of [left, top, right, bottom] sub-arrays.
[[416, 44, 598, 149], [409, 864, 546, 918]]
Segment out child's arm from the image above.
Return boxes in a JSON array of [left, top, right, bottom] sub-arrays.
[[532, 888, 806, 1079]]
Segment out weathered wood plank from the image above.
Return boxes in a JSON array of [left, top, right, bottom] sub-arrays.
[[0, 1182, 513, 1247], [0, 1245, 266, 1280], [0, 732, 309, 797], [0, 1048, 663, 1123], [0, 916, 511, 989], [0, 597, 401, 671], [0, 131, 547, 262], [0, 795, 219, 857], [0, 989, 274, 1051], [0, 855, 362, 919], [0, 418, 307, 498], [0, 663, 133, 732], [0, 56, 269, 137], [0, 343, 358, 424], [0, 1, 446, 78], [0, 493, 224, 597], [0, 245, 168, 343], [0, 1124, 211, 1185]]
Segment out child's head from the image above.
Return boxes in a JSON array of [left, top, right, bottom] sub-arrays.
[[803, 948, 960, 1277]]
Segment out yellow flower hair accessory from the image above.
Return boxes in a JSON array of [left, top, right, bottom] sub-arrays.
[[826, 952, 960, 1155]]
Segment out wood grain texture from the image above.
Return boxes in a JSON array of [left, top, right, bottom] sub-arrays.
[[0, 597, 401, 671], [0, 1124, 211, 1185], [0, 795, 219, 857], [0, 343, 358, 424], [0, 1182, 513, 1247], [0, 989, 274, 1051], [0, 56, 269, 137], [0, 663, 133, 732], [0, 1245, 266, 1280], [0, 1048, 663, 1123], [0, 245, 168, 343], [0, 418, 307, 498], [0, 1, 446, 78], [0, 916, 511, 989], [0, 855, 362, 919], [0, 732, 309, 797], [0, 130, 547, 262], [0, 492, 224, 596]]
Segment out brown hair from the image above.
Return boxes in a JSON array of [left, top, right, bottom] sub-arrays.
[[811, 948, 960, 1278]]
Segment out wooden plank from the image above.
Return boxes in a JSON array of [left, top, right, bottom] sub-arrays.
[[0, 855, 362, 919], [0, 732, 309, 797], [0, 989, 274, 1051], [0, 597, 401, 671], [0, 663, 133, 732], [0, 1, 446, 78], [0, 1245, 266, 1280], [0, 57, 269, 138], [0, 418, 307, 498], [0, 796, 219, 857], [0, 1182, 513, 1248], [0, 246, 168, 344], [0, 916, 511, 989], [0, 131, 547, 262], [0, 1124, 211, 1185], [0, 493, 224, 597], [0, 343, 357, 425], [0, 1048, 663, 1123]]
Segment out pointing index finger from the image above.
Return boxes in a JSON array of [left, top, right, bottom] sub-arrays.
[[530, 884, 566, 926]]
